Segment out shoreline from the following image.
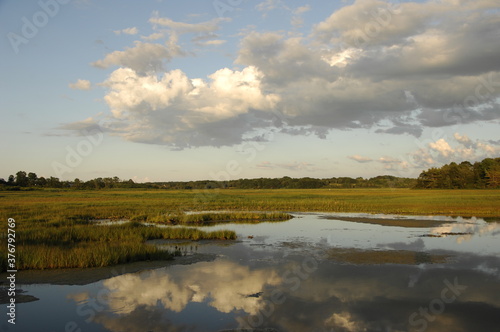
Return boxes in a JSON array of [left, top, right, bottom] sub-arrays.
[[0, 253, 216, 289]]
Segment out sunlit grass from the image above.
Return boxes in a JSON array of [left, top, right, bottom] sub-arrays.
[[0, 220, 236, 271], [144, 211, 293, 224], [0, 188, 498, 271]]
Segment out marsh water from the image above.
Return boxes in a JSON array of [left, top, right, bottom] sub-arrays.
[[4, 213, 500, 332]]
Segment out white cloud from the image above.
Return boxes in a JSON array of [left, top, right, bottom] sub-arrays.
[[91, 41, 182, 73], [256, 0, 288, 14], [96, 66, 280, 148], [198, 39, 226, 46], [141, 32, 165, 41], [99, 260, 281, 315], [149, 15, 228, 34], [114, 27, 138, 35], [453, 133, 472, 147], [377, 156, 410, 171], [293, 5, 311, 15], [68, 79, 91, 90], [429, 138, 454, 157], [70, 0, 500, 149], [405, 133, 500, 173], [348, 155, 373, 163]]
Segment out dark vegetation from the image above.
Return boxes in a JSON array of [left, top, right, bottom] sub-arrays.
[[0, 172, 415, 190], [2, 158, 498, 191], [415, 158, 500, 189]]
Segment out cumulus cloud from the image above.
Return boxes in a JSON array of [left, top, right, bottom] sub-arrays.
[[114, 27, 138, 35], [67, 1, 500, 149], [99, 260, 281, 315], [91, 41, 182, 73], [405, 133, 500, 173], [429, 138, 454, 157], [68, 79, 91, 90], [348, 155, 373, 163], [293, 5, 311, 15], [377, 156, 410, 171], [256, 0, 288, 15], [96, 66, 279, 148], [149, 15, 227, 34]]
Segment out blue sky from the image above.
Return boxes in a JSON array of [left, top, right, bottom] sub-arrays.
[[1, 0, 499, 182]]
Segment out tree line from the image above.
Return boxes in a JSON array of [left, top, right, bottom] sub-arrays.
[[0, 172, 416, 190], [0, 171, 140, 190], [158, 175, 416, 190], [3, 157, 498, 191], [415, 158, 500, 189]]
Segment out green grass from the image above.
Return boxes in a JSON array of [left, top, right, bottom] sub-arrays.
[[1, 188, 499, 223], [143, 211, 293, 224], [1, 188, 498, 271], [0, 218, 235, 271]]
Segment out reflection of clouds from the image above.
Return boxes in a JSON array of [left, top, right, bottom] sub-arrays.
[[430, 219, 500, 243], [324, 311, 366, 332], [474, 263, 499, 279], [268, 261, 500, 332], [93, 306, 189, 332], [380, 238, 426, 252], [65, 251, 500, 331], [101, 260, 281, 315], [67, 291, 90, 304]]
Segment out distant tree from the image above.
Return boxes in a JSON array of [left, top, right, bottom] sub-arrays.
[[47, 176, 62, 188], [37, 177, 47, 187], [73, 178, 82, 189], [416, 157, 500, 189], [27, 172, 38, 186], [486, 164, 500, 188], [7, 175, 15, 185], [15, 171, 28, 186]]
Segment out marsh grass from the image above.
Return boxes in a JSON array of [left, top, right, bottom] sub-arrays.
[[0, 221, 236, 271], [0, 188, 498, 270], [146, 211, 293, 225]]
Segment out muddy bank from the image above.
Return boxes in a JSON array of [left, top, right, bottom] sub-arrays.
[[0, 253, 216, 286], [321, 215, 449, 228], [0, 288, 39, 304], [327, 247, 450, 265]]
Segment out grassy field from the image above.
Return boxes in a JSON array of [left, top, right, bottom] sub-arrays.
[[1, 188, 498, 221], [1, 188, 498, 271]]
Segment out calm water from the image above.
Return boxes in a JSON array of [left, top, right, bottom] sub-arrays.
[[3, 213, 500, 332]]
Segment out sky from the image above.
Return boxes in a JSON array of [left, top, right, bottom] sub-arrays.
[[1, 0, 499, 182]]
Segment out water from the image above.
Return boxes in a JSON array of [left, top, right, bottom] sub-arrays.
[[4, 213, 500, 332]]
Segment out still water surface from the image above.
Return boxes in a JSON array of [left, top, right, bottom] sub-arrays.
[[5, 213, 500, 332]]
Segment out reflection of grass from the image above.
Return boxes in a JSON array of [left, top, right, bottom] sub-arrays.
[[327, 248, 450, 265], [0, 221, 235, 271]]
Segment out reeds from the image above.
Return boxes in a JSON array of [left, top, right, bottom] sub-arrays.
[[146, 211, 293, 224], [0, 221, 236, 271], [1, 188, 498, 270]]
